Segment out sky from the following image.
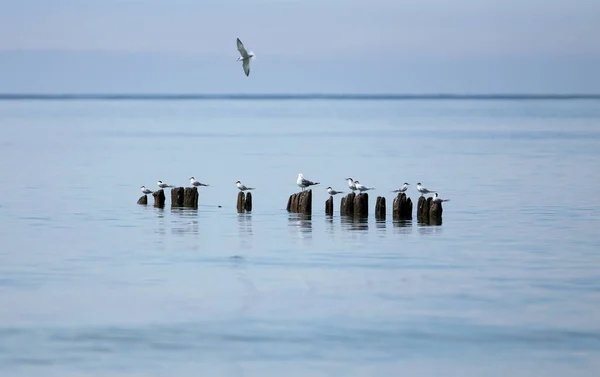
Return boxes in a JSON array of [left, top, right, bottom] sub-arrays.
[[0, 0, 599, 93]]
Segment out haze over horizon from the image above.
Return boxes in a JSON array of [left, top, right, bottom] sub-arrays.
[[1, 0, 599, 94]]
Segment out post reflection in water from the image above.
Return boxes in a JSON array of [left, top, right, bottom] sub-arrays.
[[288, 213, 313, 242], [170, 207, 200, 235], [417, 221, 444, 236], [325, 214, 335, 235], [237, 212, 253, 249], [340, 215, 369, 231], [375, 218, 386, 237]]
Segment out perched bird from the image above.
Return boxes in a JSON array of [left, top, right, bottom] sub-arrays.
[[392, 183, 410, 193], [416, 182, 436, 196], [157, 180, 174, 189], [354, 180, 375, 193], [140, 186, 153, 195], [236, 37, 255, 77], [433, 193, 450, 203], [345, 177, 357, 191], [189, 176, 209, 187], [326, 187, 344, 196], [297, 173, 320, 191], [236, 180, 254, 191]]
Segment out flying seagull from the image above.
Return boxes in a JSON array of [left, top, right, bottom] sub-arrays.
[[236, 38, 254, 77]]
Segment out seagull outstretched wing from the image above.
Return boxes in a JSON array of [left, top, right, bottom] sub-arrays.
[[243, 59, 250, 76], [237, 38, 249, 59]]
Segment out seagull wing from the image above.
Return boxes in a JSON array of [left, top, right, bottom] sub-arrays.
[[243, 59, 250, 77], [237, 38, 249, 58]]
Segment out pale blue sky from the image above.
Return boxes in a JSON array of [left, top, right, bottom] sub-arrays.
[[1, 0, 599, 93]]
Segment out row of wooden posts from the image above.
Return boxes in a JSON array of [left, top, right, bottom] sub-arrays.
[[138, 188, 444, 224], [287, 190, 444, 224]]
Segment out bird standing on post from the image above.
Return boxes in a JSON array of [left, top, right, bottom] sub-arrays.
[[297, 173, 319, 191]]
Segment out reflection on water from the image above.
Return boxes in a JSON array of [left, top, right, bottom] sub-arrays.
[[417, 222, 444, 236], [288, 213, 312, 241], [375, 219, 386, 237], [237, 213, 253, 249], [340, 215, 369, 231], [170, 207, 199, 235]]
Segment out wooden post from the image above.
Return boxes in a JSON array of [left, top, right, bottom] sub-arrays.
[[375, 196, 386, 220], [183, 187, 198, 208], [429, 199, 443, 225], [137, 195, 148, 205], [340, 192, 355, 216], [287, 190, 312, 214], [171, 187, 184, 207], [354, 193, 368, 217], [417, 196, 434, 223], [393, 193, 413, 220], [244, 192, 252, 212], [152, 189, 165, 208], [237, 192, 246, 213], [325, 196, 333, 215]]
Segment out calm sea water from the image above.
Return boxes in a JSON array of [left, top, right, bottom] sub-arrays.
[[1, 98, 600, 376]]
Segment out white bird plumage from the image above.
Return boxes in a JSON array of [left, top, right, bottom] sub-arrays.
[[326, 187, 344, 196], [236, 180, 254, 191], [392, 182, 410, 193], [433, 193, 450, 203], [157, 180, 174, 189], [189, 176, 209, 187], [236, 38, 255, 77], [354, 180, 375, 193], [297, 173, 320, 191], [345, 177, 357, 191], [416, 182, 436, 196], [141, 186, 153, 195]]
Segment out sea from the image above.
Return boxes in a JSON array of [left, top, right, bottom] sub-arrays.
[[1, 95, 599, 376]]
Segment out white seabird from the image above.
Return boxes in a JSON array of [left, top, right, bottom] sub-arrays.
[[157, 180, 174, 189], [236, 37, 255, 77], [345, 178, 357, 192], [433, 193, 450, 203], [297, 173, 320, 191], [189, 176, 209, 187], [416, 182, 436, 196], [392, 183, 410, 193], [236, 180, 254, 191], [326, 187, 344, 196], [354, 180, 375, 193], [141, 186, 153, 195]]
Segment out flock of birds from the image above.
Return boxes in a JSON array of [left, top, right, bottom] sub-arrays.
[[138, 39, 451, 204], [140, 174, 450, 203]]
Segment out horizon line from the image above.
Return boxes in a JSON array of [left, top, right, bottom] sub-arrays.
[[1, 93, 599, 101]]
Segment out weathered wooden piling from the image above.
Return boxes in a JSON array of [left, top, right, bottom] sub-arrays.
[[183, 187, 198, 208], [244, 192, 252, 212], [417, 196, 430, 222], [325, 196, 333, 216], [354, 193, 369, 217], [340, 192, 356, 216], [393, 193, 413, 220], [417, 196, 443, 224], [137, 195, 148, 205], [375, 196, 386, 219], [237, 192, 253, 212], [237, 192, 246, 212], [171, 187, 185, 207], [429, 199, 443, 224], [152, 189, 165, 208], [287, 189, 312, 214]]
